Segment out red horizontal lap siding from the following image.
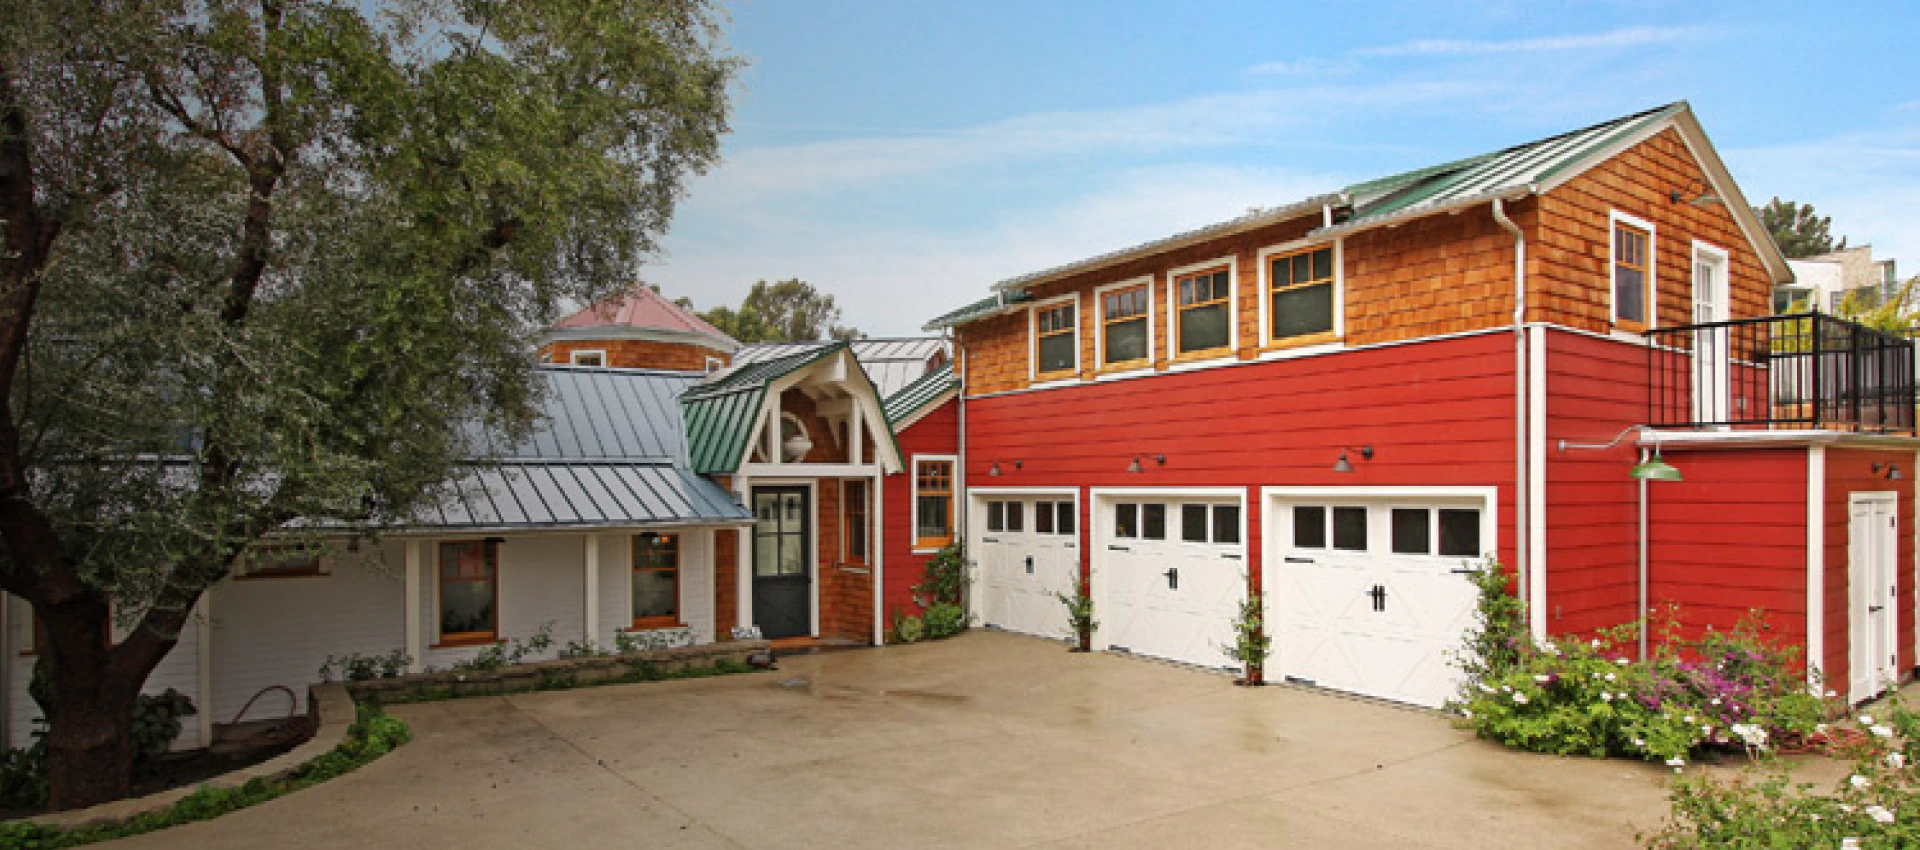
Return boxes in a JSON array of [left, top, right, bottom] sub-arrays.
[[1647, 448, 1807, 653], [1543, 329, 1652, 635], [1823, 448, 1917, 692], [882, 399, 959, 623], [964, 332, 1520, 590]]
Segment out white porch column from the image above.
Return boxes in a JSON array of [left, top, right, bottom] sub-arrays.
[[735, 477, 753, 634], [404, 540, 425, 673], [195, 594, 213, 746], [583, 534, 601, 648], [850, 404, 864, 466], [871, 469, 885, 646]]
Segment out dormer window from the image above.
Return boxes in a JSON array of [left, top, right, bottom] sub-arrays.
[[1031, 297, 1078, 381], [570, 349, 606, 367], [1268, 245, 1335, 343], [1099, 282, 1151, 369], [1174, 267, 1232, 356]]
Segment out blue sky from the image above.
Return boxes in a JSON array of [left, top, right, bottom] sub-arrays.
[[647, 0, 1920, 336]]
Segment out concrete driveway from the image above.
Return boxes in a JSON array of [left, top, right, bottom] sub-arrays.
[[112, 630, 1689, 849]]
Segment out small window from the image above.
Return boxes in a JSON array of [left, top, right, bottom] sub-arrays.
[[632, 533, 679, 627], [1034, 302, 1077, 377], [843, 480, 869, 564], [438, 541, 498, 644], [1143, 504, 1167, 540], [1055, 502, 1075, 535], [1035, 500, 1055, 534], [1005, 501, 1025, 532], [1269, 246, 1335, 342], [1101, 285, 1150, 367], [1332, 507, 1367, 551], [1293, 506, 1326, 548], [1180, 504, 1209, 542], [1439, 509, 1482, 558], [1613, 221, 1651, 331], [1212, 505, 1240, 545], [1391, 508, 1431, 555], [987, 501, 1006, 533], [1175, 268, 1232, 355], [570, 349, 605, 367], [1115, 503, 1139, 538], [914, 459, 955, 548]]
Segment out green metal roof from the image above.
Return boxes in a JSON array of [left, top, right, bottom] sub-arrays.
[[682, 344, 845, 474], [923, 291, 1030, 332], [883, 365, 960, 428]]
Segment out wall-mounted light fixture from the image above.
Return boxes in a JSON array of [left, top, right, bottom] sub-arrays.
[[1126, 453, 1167, 474], [988, 459, 1023, 477], [1873, 462, 1904, 481], [1668, 179, 1723, 209], [1558, 426, 1681, 481], [1331, 445, 1374, 473]]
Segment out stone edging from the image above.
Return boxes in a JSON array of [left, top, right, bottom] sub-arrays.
[[340, 640, 769, 702], [28, 682, 354, 831]]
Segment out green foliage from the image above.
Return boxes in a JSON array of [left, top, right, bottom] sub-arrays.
[[449, 623, 555, 673], [130, 690, 195, 773], [0, 705, 409, 848], [921, 604, 967, 641], [1055, 572, 1097, 648], [891, 543, 969, 645], [890, 611, 927, 644], [318, 649, 412, 683], [1756, 197, 1848, 258], [1645, 702, 1920, 849], [1836, 276, 1920, 335], [1221, 586, 1272, 679], [0, 729, 49, 810], [1455, 559, 1527, 694], [695, 279, 862, 342]]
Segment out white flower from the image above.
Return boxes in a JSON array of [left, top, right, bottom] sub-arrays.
[[1616, 658, 1630, 665], [1462, 709, 1474, 719], [1860, 715, 1876, 726], [1841, 804, 1857, 813], [1502, 684, 1513, 693], [1479, 683, 1496, 693], [1542, 640, 1559, 656], [1887, 752, 1906, 769], [1591, 638, 1602, 649], [1684, 715, 1696, 724], [1666, 757, 1686, 771], [1633, 738, 1646, 748], [1512, 693, 1530, 705], [1872, 725, 1894, 739], [1601, 692, 1615, 702], [1817, 723, 1831, 734], [1826, 690, 1839, 699], [1866, 805, 1895, 825], [1591, 672, 1602, 680], [1850, 775, 1872, 790], [1605, 672, 1617, 682], [1710, 697, 1722, 706], [1703, 725, 1714, 736], [1534, 674, 1551, 684]]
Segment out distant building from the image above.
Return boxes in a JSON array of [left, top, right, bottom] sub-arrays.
[[1778, 245, 1900, 313]]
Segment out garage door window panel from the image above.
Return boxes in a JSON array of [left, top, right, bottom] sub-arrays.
[[1391, 508, 1431, 555], [1115, 503, 1138, 538], [1035, 501, 1054, 534], [1055, 502, 1076, 535], [1211, 505, 1240, 544], [1293, 506, 1326, 548], [1180, 505, 1209, 542], [1332, 507, 1367, 551], [1143, 504, 1167, 540], [1005, 501, 1024, 532], [987, 500, 1005, 533], [1439, 509, 1482, 557]]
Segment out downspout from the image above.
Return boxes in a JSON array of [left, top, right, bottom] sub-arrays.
[[1638, 448, 1650, 660], [1491, 198, 1531, 636], [951, 329, 970, 622]]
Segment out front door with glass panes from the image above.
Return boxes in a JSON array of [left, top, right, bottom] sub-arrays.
[[752, 486, 812, 639]]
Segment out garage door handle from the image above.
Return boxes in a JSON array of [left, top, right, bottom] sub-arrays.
[[1870, 604, 1885, 612], [1025, 555, 1034, 574], [1450, 567, 1476, 575], [1284, 556, 1313, 564], [1221, 553, 1242, 560], [1108, 545, 1131, 552], [1164, 567, 1179, 590], [983, 537, 1000, 543]]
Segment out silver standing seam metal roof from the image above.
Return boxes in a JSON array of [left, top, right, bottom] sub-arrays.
[[425, 366, 750, 531], [883, 365, 960, 427]]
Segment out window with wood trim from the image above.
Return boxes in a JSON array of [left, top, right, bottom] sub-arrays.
[[1269, 245, 1335, 343], [1613, 221, 1652, 331], [569, 349, 605, 367], [913, 459, 955, 548], [438, 540, 498, 644], [1175, 268, 1232, 355], [843, 480, 869, 565], [1100, 285, 1150, 367], [1034, 302, 1077, 378], [632, 533, 679, 627]]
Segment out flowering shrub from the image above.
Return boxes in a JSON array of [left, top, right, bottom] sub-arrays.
[[1455, 562, 1828, 765], [1645, 702, 1920, 848]]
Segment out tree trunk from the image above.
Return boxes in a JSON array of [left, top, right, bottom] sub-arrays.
[[37, 595, 143, 811]]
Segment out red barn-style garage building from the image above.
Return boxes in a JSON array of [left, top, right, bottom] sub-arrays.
[[923, 101, 1919, 707]]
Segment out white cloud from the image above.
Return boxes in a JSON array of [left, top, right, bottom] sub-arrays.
[[1726, 124, 1920, 272], [1358, 25, 1704, 57]]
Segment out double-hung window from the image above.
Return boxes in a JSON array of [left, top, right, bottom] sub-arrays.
[[1033, 300, 1077, 380], [914, 459, 955, 549], [1099, 284, 1151, 368], [1612, 214, 1654, 332], [632, 532, 679, 627], [843, 480, 869, 565], [1174, 268, 1233, 356], [1268, 245, 1335, 343], [438, 540, 499, 645]]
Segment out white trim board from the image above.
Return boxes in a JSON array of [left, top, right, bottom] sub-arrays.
[[1807, 445, 1826, 691], [1608, 209, 1658, 333]]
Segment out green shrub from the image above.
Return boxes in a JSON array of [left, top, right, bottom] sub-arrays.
[[451, 622, 555, 672], [0, 729, 48, 810], [1054, 572, 1096, 650], [1221, 585, 1271, 682], [921, 603, 966, 640], [131, 689, 195, 774], [317, 649, 411, 683], [890, 613, 926, 645], [912, 543, 967, 609]]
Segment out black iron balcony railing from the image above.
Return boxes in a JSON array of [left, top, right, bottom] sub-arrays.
[[1646, 311, 1917, 434]]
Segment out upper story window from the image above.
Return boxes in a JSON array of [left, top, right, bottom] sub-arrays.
[[570, 349, 606, 367], [1032, 299, 1078, 380], [1268, 245, 1335, 343], [1611, 212, 1655, 332], [1099, 283, 1151, 369], [1174, 267, 1232, 356]]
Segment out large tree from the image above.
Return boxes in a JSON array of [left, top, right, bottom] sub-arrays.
[[1756, 197, 1849, 258], [696, 278, 862, 342], [0, 0, 734, 809]]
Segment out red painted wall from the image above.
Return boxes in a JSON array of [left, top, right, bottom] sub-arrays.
[[882, 398, 959, 622], [1542, 330, 1649, 635], [963, 332, 1522, 590], [1646, 448, 1808, 649], [1822, 448, 1917, 690]]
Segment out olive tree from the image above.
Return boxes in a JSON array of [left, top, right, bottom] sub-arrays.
[[0, 0, 734, 809]]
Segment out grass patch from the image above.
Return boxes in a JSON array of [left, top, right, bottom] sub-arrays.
[[0, 704, 409, 849]]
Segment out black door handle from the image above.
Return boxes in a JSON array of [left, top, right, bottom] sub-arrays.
[[1108, 545, 1130, 551], [1368, 584, 1387, 612], [1164, 567, 1179, 590], [1025, 555, 1034, 574]]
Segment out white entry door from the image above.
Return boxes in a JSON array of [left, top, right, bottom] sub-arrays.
[[1692, 242, 1731, 425], [975, 496, 1077, 640], [1095, 496, 1246, 669], [1849, 492, 1899, 703], [1267, 495, 1489, 708]]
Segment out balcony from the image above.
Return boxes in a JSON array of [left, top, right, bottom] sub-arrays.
[[1646, 312, 1916, 435]]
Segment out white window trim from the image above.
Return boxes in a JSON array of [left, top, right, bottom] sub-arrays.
[[569, 348, 608, 367], [1256, 237, 1344, 347], [840, 479, 871, 564], [1261, 485, 1499, 567], [1608, 209, 1658, 333], [1027, 292, 1082, 386], [1092, 275, 1156, 373], [910, 453, 959, 554], [1690, 239, 1731, 321], [1165, 255, 1240, 361]]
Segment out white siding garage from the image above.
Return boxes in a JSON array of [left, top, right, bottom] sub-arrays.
[[1091, 489, 1247, 669], [971, 490, 1079, 640], [1263, 487, 1494, 708]]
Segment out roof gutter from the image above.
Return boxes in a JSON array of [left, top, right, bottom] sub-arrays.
[[1312, 184, 1535, 242]]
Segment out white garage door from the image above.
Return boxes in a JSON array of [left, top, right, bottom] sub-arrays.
[[975, 496, 1078, 639], [1267, 497, 1487, 708], [1097, 497, 1246, 669]]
